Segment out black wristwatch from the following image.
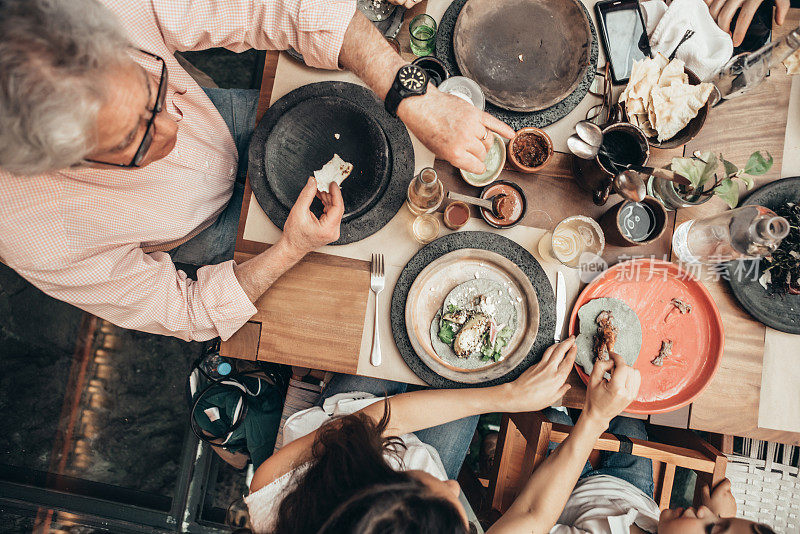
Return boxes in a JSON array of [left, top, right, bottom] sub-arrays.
[[384, 64, 429, 117]]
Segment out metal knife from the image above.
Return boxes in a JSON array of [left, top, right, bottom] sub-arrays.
[[553, 271, 566, 343]]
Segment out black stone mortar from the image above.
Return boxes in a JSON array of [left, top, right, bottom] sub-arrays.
[[435, 0, 599, 130], [391, 231, 556, 388], [248, 81, 414, 245]]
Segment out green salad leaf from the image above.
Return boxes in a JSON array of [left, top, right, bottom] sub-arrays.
[[438, 322, 455, 344]]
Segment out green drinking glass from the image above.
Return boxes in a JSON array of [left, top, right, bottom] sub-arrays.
[[409, 14, 437, 57]]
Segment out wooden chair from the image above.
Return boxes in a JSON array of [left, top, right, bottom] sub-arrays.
[[488, 411, 728, 514]]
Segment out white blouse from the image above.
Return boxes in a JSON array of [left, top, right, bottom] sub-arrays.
[[244, 392, 448, 533], [550, 475, 661, 534]]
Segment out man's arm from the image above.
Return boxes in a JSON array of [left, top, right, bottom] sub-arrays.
[[487, 353, 642, 534], [338, 12, 515, 174], [233, 177, 343, 302]]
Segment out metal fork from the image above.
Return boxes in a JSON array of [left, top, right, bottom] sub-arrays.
[[668, 29, 696, 60], [370, 254, 385, 367]]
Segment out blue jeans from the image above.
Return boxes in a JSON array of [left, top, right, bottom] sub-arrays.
[[544, 408, 654, 497], [318, 374, 479, 480], [168, 88, 260, 266]]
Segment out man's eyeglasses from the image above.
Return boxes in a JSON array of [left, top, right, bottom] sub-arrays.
[[84, 48, 168, 168]]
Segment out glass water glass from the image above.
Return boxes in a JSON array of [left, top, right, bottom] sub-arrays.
[[409, 14, 437, 57]]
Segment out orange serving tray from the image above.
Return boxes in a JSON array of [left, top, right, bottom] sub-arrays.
[[568, 259, 724, 414]]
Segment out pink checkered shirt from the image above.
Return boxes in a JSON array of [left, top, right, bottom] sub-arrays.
[[0, 0, 356, 341]]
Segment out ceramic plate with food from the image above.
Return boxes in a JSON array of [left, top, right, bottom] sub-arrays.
[[728, 177, 800, 333], [404, 248, 540, 384], [568, 259, 724, 414]]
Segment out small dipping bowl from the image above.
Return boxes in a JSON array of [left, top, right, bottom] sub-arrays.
[[599, 196, 668, 247], [438, 76, 485, 111], [460, 132, 506, 187], [479, 180, 527, 229], [412, 56, 449, 87], [507, 127, 554, 173], [443, 201, 470, 230]]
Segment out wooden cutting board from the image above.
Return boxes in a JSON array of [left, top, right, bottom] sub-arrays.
[[220, 249, 370, 374]]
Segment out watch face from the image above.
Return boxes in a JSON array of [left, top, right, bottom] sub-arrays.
[[398, 65, 427, 93]]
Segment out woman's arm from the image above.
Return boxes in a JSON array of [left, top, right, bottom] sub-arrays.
[[250, 338, 577, 492], [363, 338, 576, 437], [486, 352, 641, 534]]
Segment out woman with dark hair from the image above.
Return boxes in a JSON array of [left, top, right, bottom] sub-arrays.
[[244, 337, 642, 533], [246, 336, 777, 534]]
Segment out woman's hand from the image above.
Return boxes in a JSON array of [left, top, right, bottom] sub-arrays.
[[496, 337, 576, 413], [705, 0, 790, 47], [701, 478, 738, 517], [582, 351, 641, 427]]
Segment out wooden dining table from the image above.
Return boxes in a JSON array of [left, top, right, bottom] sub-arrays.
[[221, 3, 800, 447]]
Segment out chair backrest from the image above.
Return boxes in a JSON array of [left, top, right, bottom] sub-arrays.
[[488, 411, 727, 513]]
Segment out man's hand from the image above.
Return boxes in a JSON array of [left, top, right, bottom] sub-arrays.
[[583, 351, 641, 427], [701, 478, 738, 517], [497, 337, 576, 413], [397, 87, 515, 174], [705, 0, 789, 47], [280, 177, 344, 257]]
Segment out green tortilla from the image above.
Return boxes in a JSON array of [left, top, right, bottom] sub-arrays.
[[443, 279, 518, 332], [575, 297, 642, 376], [429, 279, 519, 368]]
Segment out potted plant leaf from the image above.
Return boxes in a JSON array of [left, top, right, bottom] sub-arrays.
[[649, 150, 773, 210]]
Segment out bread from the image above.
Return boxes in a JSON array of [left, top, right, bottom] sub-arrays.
[[621, 55, 712, 142], [313, 154, 353, 193]]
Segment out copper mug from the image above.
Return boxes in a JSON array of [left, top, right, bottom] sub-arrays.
[[572, 122, 650, 206]]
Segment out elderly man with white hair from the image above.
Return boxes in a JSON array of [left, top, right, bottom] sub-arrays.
[[0, 0, 514, 341]]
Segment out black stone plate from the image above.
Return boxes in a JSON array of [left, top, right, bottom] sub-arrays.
[[435, 0, 598, 130], [727, 177, 800, 334], [391, 231, 555, 388], [264, 96, 390, 224], [249, 82, 414, 245]]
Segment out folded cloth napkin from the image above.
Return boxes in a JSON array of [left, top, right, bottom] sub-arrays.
[[640, 0, 734, 81]]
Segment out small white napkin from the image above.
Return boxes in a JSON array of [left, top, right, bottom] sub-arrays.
[[640, 0, 734, 81]]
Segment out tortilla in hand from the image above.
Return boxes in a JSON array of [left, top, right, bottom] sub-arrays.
[[314, 154, 353, 193], [575, 297, 642, 375]]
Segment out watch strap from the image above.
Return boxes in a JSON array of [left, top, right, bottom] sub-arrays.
[[384, 81, 404, 117]]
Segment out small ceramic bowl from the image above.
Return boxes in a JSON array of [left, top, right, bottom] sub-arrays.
[[478, 180, 528, 229], [459, 132, 506, 187], [507, 127, 553, 173], [411, 56, 449, 87], [599, 196, 667, 247]]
